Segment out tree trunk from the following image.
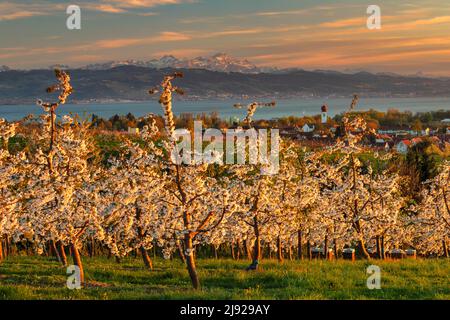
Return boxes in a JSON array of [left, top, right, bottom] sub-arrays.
[[307, 240, 312, 260], [184, 234, 200, 289], [251, 216, 261, 266], [260, 242, 264, 260], [175, 240, 185, 263], [277, 236, 283, 263], [231, 243, 236, 260], [0, 239, 3, 264], [443, 239, 449, 258], [297, 230, 302, 260], [236, 240, 241, 260], [87, 238, 95, 258], [288, 245, 293, 261], [333, 239, 338, 259], [58, 242, 67, 266], [376, 236, 382, 259], [51, 240, 62, 265], [87, 241, 93, 258], [324, 234, 329, 260], [176, 240, 186, 264], [357, 238, 371, 259], [140, 246, 153, 270], [71, 242, 84, 284], [252, 236, 261, 263], [46, 242, 51, 257], [1, 237, 7, 261], [381, 235, 386, 260], [244, 239, 252, 260], [5, 235, 11, 257]]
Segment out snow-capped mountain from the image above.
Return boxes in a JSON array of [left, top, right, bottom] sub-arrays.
[[48, 64, 70, 70], [181, 53, 260, 73], [82, 60, 149, 70], [150, 55, 181, 68], [81, 53, 273, 73], [0, 65, 11, 72]]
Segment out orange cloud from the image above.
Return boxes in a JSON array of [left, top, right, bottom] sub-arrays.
[[0, 31, 191, 61], [90, 4, 127, 13], [254, 9, 309, 17], [104, 0, 196, 9], [152, 48, 210, 57], [0, 2, 59, 21], [414, 15, 450, 25], [250, 44, 450, 70], [204, 29, 265, 37], [0, 11, 47, 21], [320, 17, 365, 28], [95, 32, 191, 48], [0, 0, 193, 20]]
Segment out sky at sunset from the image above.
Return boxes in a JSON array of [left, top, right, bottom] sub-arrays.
[[1, 0, 450, 75]]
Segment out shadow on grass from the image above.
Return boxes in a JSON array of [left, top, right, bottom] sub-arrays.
[[0, 256, 449, 299]]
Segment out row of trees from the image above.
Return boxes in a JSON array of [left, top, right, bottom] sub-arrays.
[[0, 71, 449, 289], [90, 108, 450, 134], [334, 108, 450, 129]]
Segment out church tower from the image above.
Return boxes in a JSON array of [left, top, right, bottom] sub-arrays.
[[321, 104, 328, 124]]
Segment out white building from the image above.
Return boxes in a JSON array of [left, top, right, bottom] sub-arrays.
[[321, 104, 328, 124], [395, 140, 411, 154], [302, 123, 315, 133]]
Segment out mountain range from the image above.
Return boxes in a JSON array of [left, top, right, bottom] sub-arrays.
[[1, 64, 450, 105], [1, 53, 450, 104], [3, 53, 445, 78], [79, 53, 276, 74]]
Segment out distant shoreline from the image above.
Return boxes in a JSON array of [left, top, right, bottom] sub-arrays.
[[2, 95, 450, 107], [1, 97, 449, 122]]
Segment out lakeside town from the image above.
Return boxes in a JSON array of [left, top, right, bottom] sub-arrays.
[[79, 105, 450, 156], [271, 105, 450, 154]]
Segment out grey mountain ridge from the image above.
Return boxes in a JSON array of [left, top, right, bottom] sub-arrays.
[[79, 53, 268, 73], [1, 66, 450, 104], [1, 53, 446, 78]]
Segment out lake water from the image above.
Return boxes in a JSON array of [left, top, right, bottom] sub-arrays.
[[1, 97, 449, 121]]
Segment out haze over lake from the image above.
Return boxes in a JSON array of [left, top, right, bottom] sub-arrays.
[[1, 97, 449, 122]]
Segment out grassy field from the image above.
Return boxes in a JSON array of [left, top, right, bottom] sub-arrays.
[[0, 256, 449, 300]]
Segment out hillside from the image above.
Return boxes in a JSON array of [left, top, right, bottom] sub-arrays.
[[1, 66, 450, 104]]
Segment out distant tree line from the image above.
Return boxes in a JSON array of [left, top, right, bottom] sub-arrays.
[[334, 109, 450, 131], [89, 109, 450, 133]]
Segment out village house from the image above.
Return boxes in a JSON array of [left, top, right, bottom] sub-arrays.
[[374, 134, 392, 144], [395, 140, 412, 154], [395, 136, 442, 154], [302, 123, 315, 133]]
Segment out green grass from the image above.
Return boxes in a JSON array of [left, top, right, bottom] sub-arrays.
[[0, 256, 449, 300]]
